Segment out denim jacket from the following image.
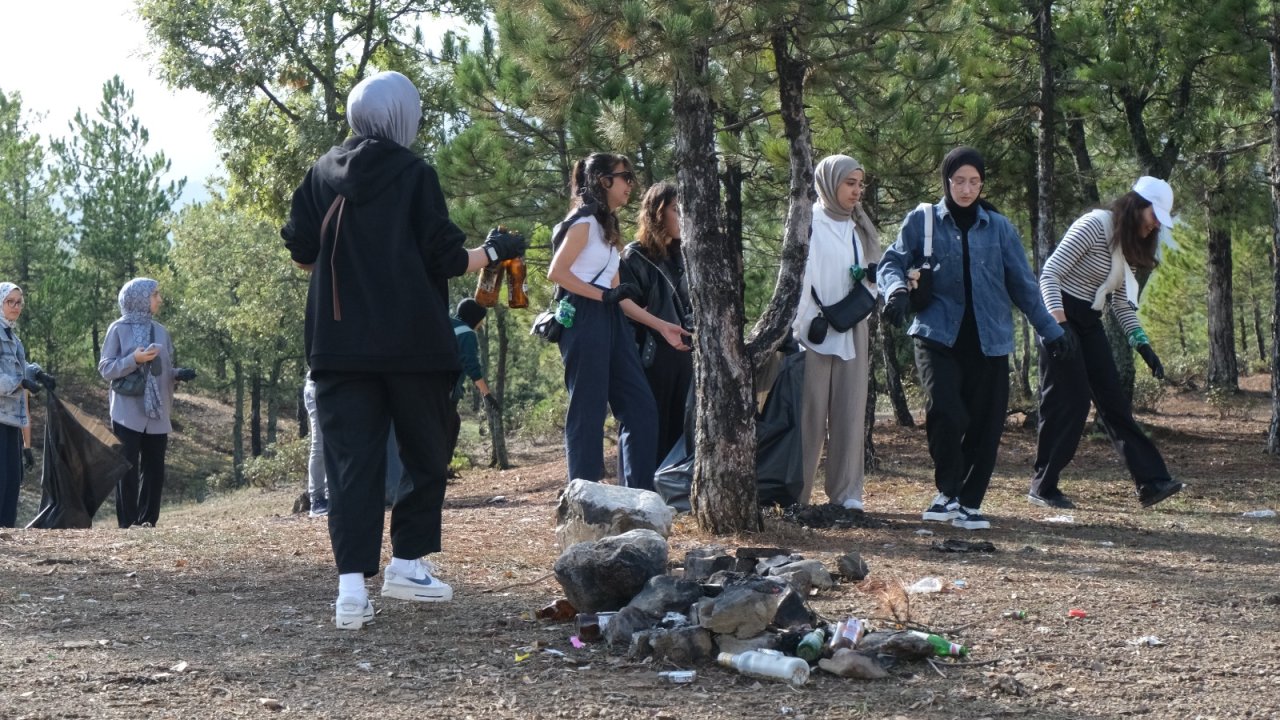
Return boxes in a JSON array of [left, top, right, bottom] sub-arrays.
[[0, 326, 38, 428], [878, 200, 1063, 356]]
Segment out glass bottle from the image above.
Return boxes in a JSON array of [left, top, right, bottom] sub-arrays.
[[505, 257, 529, 309], [474, 262, 504, 308]]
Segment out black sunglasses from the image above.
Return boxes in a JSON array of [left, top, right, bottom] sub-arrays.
[[604, 171, 636, 184]]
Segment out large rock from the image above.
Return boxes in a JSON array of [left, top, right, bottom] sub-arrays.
[[555, 479, 675, 547], [630, 626, 716, 665], [683, 546, 735, 581], [602, 606, 656, 649], [769, 559, 834, 591], [553, 529, 669, 613], [696, 578, 788, 638], [626, 575, 706, 618]]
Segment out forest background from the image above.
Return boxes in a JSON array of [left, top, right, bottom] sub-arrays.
[[2, 0, 1279, 531]]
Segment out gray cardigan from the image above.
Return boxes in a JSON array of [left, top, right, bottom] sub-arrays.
[[98, 319, 177, 434]]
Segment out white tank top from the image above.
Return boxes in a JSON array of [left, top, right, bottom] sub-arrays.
[[568, 216, 619, 286]]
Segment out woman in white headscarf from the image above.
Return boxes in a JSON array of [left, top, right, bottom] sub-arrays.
[[1, 281, 51, 527], [790, 155, 882, 511], [99, 278, 196, 528]]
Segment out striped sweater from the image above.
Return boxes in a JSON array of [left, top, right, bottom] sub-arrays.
[[1039, 211, 1142, 335]]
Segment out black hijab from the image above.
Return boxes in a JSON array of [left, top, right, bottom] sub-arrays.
[[940, 146, 998, 231]]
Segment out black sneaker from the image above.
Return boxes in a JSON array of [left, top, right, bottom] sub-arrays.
[[1028, 491, 1076, 509], [1138, 479, 1184, 508], [952, 506, 991, 530], [922, 493, 960, 522]]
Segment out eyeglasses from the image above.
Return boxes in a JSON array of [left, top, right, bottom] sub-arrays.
[[3, 298, 23, 308], [605, 171, 636, 185], [949, 178, 984, 190]]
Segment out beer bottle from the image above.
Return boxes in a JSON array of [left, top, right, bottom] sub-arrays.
[[474, 262, 504, 308], [505, 257, 529, 309]]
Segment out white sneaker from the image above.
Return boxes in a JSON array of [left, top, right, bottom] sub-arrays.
[[841, 498, 865, 511], [335, 595, 374, 630], [922, 493, 960, 522], [381, 559, 453, 602]]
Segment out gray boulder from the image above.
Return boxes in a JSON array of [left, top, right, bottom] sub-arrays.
[[696, 578, 788, 638], [683, 546, 735, 581], [770, 559, 834, 591], [630, 626, 716, 665], [626, 575, 706, 618], [602, 606, 656, 649], [553, 529, 669, 612], [555, 479, 675, 547]]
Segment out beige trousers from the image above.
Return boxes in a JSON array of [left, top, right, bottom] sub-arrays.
[[798, 322, 870, 506]]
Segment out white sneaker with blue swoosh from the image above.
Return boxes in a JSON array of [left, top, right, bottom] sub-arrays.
[[381, 559, 453, 602]]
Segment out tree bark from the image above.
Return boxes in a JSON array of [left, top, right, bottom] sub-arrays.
[[232, 360, 245, 486], [1267, 6, 1280, 454], [880, 322, 914, 427], [1066, 117, 1100, 205], [744, 28, 815, 366], [1033, 0, 1057, 267], [1206, 151, 1239, 392], [675, 39, 760, 534], [250, 368, 263, 457]]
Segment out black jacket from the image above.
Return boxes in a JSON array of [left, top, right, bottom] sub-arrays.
[[619, 241, 691, 342], [282, 137, 469, 373]]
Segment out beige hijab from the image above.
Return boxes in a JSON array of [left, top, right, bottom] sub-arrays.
[[813, 154, 881, 266]]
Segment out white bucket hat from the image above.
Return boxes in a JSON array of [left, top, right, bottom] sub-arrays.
[[1132, 176, 1174, 227]]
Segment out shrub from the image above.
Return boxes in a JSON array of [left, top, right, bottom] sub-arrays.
[[242, 436, 309, 489], [1132, 373, 1167, 412]]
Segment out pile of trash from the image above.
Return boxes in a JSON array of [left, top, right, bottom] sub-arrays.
[[768, 503, 889, 529], [542, 479, 975, 687]]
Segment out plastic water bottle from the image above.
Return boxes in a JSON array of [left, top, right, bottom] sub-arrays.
[[555, 297, 576, 328], [795, 628, 826, 662], [717, 650, 810, 687], [907, 630, 968, 658]]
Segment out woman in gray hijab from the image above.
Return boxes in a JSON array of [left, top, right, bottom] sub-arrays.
[[98, 277, 196, 528], [1, 281, 53, 527], [790, 155, 882, 511], [282, 70, 526, 631]]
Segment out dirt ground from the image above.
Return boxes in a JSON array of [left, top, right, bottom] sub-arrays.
[[3, 377, 1280, 720]]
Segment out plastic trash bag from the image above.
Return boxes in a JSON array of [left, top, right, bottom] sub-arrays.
[[26, 392, 131, 529]]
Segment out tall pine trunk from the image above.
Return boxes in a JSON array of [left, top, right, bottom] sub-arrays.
[[675, 40, 759, 534], [1267, 7, 1280, 454], [250, 367, 263, 456], [232, 360, 245, 486], [1206, 151, 1238, 392]]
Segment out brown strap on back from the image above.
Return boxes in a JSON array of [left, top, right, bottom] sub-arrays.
[[320, 195, 347, 321]]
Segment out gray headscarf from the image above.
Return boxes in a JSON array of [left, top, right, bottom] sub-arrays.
[[0, 282, 18, 331], [117, 277, 162, 419], [813, 155, 881, 264], [346, 71, 422, 148]]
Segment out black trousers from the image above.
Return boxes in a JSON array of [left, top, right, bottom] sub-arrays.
[[914, 331, 1010, 509], [113, 423, 168, 528], [643, 338, 694, 466], [0, 424, 21, 528], [315, 371, 454, 577], [1032, 294, 1170, 495]]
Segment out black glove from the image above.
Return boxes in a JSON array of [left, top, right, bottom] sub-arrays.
[[34, 370, 56, 392], [1045, 322, 1078, 362], [1137, 344, 1164, 380], [175, 367, 197, 382], [23, 448, 34, 471], [482, 227, 527, 266], [483, 393, 501, 413], [601, 283, 642, 305], [864, 263, 877, 284], [882, 289, 910, 328], [20, 377, 40, 394]]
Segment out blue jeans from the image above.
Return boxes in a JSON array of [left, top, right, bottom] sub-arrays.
[[302, 378, 327, 506], [559, 294, 658, 490]]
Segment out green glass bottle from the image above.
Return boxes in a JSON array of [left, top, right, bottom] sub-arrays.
[[795, 628, 826, 662], [908, 630, 968, 658]]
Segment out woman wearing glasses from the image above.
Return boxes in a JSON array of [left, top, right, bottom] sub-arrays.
[[619, 181, 694, 466], [1029, 177, 1183, 510], [1, 283, 51, 527], [548, 153, 675, 490], [789, 155, 881, 510], [878, 147, 1073, 530]]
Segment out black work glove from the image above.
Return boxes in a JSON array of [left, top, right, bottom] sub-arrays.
[[20, 377, 40, 394], [34, 370, 56, 392], [1136, 344, 1164, 380], [482, 226, 527, 266], [175, 367, 197, 382], [864, 263, 877, 284], [23, 448, 35, 471], [1045, 322, 1078, 362], [882, 289, 910, 328], [483, 393, 501, 414], [601, 283, 642, 306]]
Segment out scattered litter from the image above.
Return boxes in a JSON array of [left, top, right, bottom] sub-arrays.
[[169, 661, 189, 673], [356, 662, 372, 672], [658, 670, 697, 684], [931, 538, 996, 553], [1127, 635, 1165, 647], [487, 495, 507, 504], [1044, 515, 1074, 524], [1097, 541, 1116, 547], [952, 579, 969, 590], [1002, 610, 1028, 620], [915, 528, 935, 537], [535, 598, 576, 622], [1241, 509, 1276, 518], [906, 577, 943, 594], [514, 651, 531, 663], [1067, 608, 1088, 619], [569, 636, 585, 649], [258, 698, 284, 711]]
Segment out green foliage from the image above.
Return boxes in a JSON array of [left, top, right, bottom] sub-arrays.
[[241, 436, 309, 490]]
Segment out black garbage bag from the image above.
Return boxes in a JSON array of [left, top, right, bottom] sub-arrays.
[[654, 346, 806, 511], [754, 349, 805, 508], [26, 391, 131, 529]]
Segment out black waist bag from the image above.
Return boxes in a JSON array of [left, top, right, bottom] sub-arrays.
[[811, 285, 875, 333]]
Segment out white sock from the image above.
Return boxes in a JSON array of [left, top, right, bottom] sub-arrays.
[[338, 573, 366, 600], [388, 557, 421, 576]]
